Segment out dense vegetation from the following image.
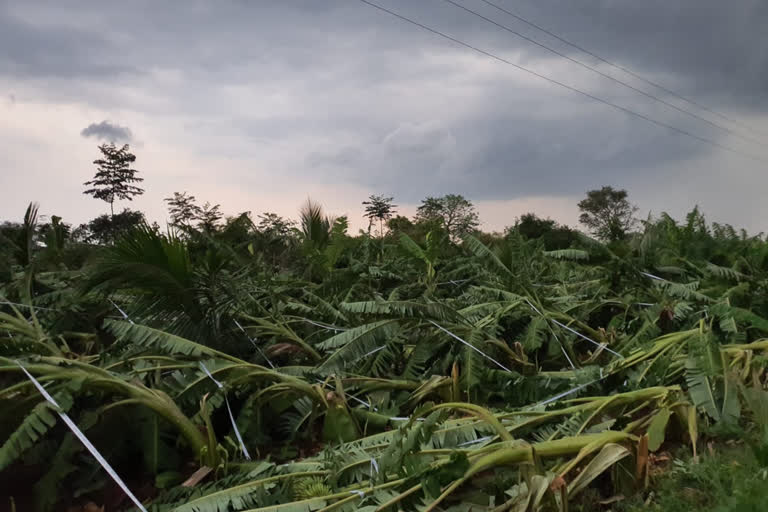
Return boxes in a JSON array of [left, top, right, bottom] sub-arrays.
[[4, 165, 768, 511]]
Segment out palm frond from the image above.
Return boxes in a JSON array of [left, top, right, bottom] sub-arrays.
[[315, 320, 400, 374], [0, 393, 72, 471], [462, 235, 513, 279], [544, 249, 590, 261], [104, 319, 243, 362]]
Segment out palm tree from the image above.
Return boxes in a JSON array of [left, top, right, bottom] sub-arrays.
[[299, 198, 333, 250], [299, 198, 335, 280]]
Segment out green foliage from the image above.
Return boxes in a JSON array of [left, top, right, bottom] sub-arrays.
[[316, 320, 400, 373], [544, 249, 590, 261], [0, 393, 72, 472], [0, 202, 39, 270], [623, 446, 768, 512], [5, 199, 768, 511], [104, 319, 238, 360], [511, 212, 579, 250], [647, 408, 671, 451], [74, 208, 147, 245]]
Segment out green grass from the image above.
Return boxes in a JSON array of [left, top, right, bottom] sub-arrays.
[[621, 443, 768, 512]]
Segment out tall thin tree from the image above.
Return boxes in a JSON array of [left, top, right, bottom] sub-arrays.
[[164, 191, 201, 228], [362, 195, 397, 237], [196, 202, 223, 232], [83, 143, 144, 216]]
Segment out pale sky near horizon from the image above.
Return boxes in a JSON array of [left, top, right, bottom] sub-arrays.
[[1, 0, 767, 233]]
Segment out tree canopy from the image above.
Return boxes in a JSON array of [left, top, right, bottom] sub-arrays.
[[578, 186, 637, 241], [83, 143, 144, 215], [362, 194, 397, 237], [72, 208, 147, 245], [415, 193, 479, 240], [164, 191, 201, 227]]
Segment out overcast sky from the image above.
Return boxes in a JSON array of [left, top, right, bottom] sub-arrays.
[[1, 0, 767, 232]]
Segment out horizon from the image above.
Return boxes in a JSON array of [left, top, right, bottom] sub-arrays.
[[3, 181, 761, 238]]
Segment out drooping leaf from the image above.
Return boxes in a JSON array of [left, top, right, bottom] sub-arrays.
[[104, 319, 242, 362], [172, 468, 318, 512], [647, 408, 671, 452], [567, 443, 630, 497], [687, 405, 699, 458], [685, 358, 720, 421], [461, 235, 513, 279], [721, 373, 741, 425], [315, 320, 399, 374]]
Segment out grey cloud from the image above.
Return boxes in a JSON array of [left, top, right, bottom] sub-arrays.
[[2, 0, 767, 218], [371, 0, 768, 110], [0, 4, 138, 79], [462, 0, 768, 107], [305, 57, 718, 202], [3, 0, 764, 103], [308, 106, 702, 202], [3, 0, 765, 113], [80, 121, 133, 143], [382, 121, 457, 155]]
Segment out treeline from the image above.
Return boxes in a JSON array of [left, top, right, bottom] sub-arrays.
[[0, 142, 761, 284]]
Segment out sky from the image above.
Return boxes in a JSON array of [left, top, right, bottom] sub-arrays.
[[1, 0, 767, 233]]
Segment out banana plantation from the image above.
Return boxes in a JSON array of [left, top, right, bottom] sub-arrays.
[[3, 200, 768, 511]]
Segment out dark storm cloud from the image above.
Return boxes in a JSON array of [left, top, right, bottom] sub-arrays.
[[4, 0, 764, 100], [474, 0, 768, 108], [310, 0, 767, 200], [369, 0, 768, 111], [308, 103, 706, 202], [1, 0, 767, 204], [0, 4, 138, 78], [80, 121, 133, 143]]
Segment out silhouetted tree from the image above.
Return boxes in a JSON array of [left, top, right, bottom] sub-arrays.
[[415, 194, 479, 241], [362, 195, 397, 237], [386, 215, 415, 238], [0, 202, 39, 270], [578, 186, 637, 242], [165, 191, 201, 228], [74, 209, 146, 245], [258, 212, 296, 238], [83, 143, 144, 216], [511, 213, 578, 250], [196, 202, 223, 232]]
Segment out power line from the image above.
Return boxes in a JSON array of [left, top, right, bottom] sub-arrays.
[[441, 0, 765, 148], [475, 0, 768, 139], [353, 0, 767, 164]]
